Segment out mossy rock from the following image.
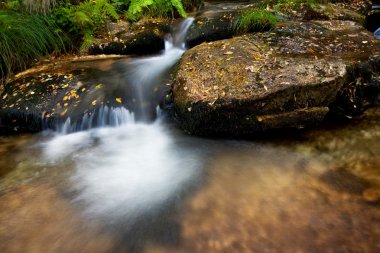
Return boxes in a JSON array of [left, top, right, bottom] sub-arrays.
[[173, 20, 380, 136]]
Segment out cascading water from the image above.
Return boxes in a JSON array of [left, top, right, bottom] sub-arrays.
[[58, 17, 194, 132], [42, 18, 204, 237]]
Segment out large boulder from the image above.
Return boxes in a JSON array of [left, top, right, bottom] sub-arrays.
[[173, 20, 380, 136]]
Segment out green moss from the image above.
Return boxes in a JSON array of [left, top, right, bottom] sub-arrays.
[[232, 9, 278, 35]]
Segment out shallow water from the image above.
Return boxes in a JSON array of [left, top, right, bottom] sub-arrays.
[[1, 15, 380, 253], [1, 107, 380, 253]]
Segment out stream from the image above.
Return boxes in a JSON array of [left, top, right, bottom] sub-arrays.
[[1, 18, 380, 253]]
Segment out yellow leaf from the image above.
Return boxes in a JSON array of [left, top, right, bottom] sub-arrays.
[[63, 96, 69, 101], [81, 88, 86, 92], [95, 84, 103, 89], [60, 109, 67, 116], [91, 100, 97, 106], [115, 97, 122, 103]]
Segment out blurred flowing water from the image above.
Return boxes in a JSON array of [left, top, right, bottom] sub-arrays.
[[1, 18, 380, 253]]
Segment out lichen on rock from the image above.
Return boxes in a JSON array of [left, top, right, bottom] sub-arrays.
[[173, 20, 380, 136]]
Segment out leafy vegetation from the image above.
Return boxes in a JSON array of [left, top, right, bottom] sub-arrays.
[[0, 9, 65, 81], [51, 0, 119, 52], [0, 0, 203, 80], [125, 0, 187, 21], [232, 9, 278, 35]]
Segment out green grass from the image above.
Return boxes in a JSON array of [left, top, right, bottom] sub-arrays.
[[232, 9, 278, 35], [0, 10, 65, 82]]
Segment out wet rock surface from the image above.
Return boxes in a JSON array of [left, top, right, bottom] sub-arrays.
[[185, 2, 256, 48], [89, 20, 170, 56], [173, 20, 380, 135], [0, 56, 136, 134], [185, 11, 236, 48]]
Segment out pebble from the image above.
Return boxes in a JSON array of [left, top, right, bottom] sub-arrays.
[[362, 188, 380, 203]]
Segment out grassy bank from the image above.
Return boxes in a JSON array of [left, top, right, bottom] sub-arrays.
[[0, 10, 65, 82]]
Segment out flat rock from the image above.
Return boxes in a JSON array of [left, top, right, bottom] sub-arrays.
[[0, 56, 139, 134], [173, 20, 380, 136]]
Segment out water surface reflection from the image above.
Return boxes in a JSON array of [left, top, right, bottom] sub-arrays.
[[0, 109, 380, 252]]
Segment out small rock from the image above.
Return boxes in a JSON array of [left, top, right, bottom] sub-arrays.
[[362, 188, 380, 203]]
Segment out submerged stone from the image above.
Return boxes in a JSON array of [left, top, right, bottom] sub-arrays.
[[173, 20, 380, 136]]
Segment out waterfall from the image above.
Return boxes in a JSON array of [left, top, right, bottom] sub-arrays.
[[42, 18, 203, 229], [57, 18, 194, 133]]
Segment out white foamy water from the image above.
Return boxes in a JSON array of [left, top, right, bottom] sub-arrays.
[[41, 19, 201, 225], [58, 106, 135, 134], [43, 121, 202, 224], [375, 27, 380, 40]]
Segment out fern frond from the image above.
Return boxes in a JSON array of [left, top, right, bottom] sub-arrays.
[[128, 0, 154, 15], [171, 0, 187, 17]]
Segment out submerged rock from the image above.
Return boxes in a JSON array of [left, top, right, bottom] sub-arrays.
[[173, 20, 380, 136]]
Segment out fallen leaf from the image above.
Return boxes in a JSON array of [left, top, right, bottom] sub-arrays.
[[115, 97, 122, 103], [245, 66, 255, 72], [60, 109, 67, 116], [91, 100, 97, 106]]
